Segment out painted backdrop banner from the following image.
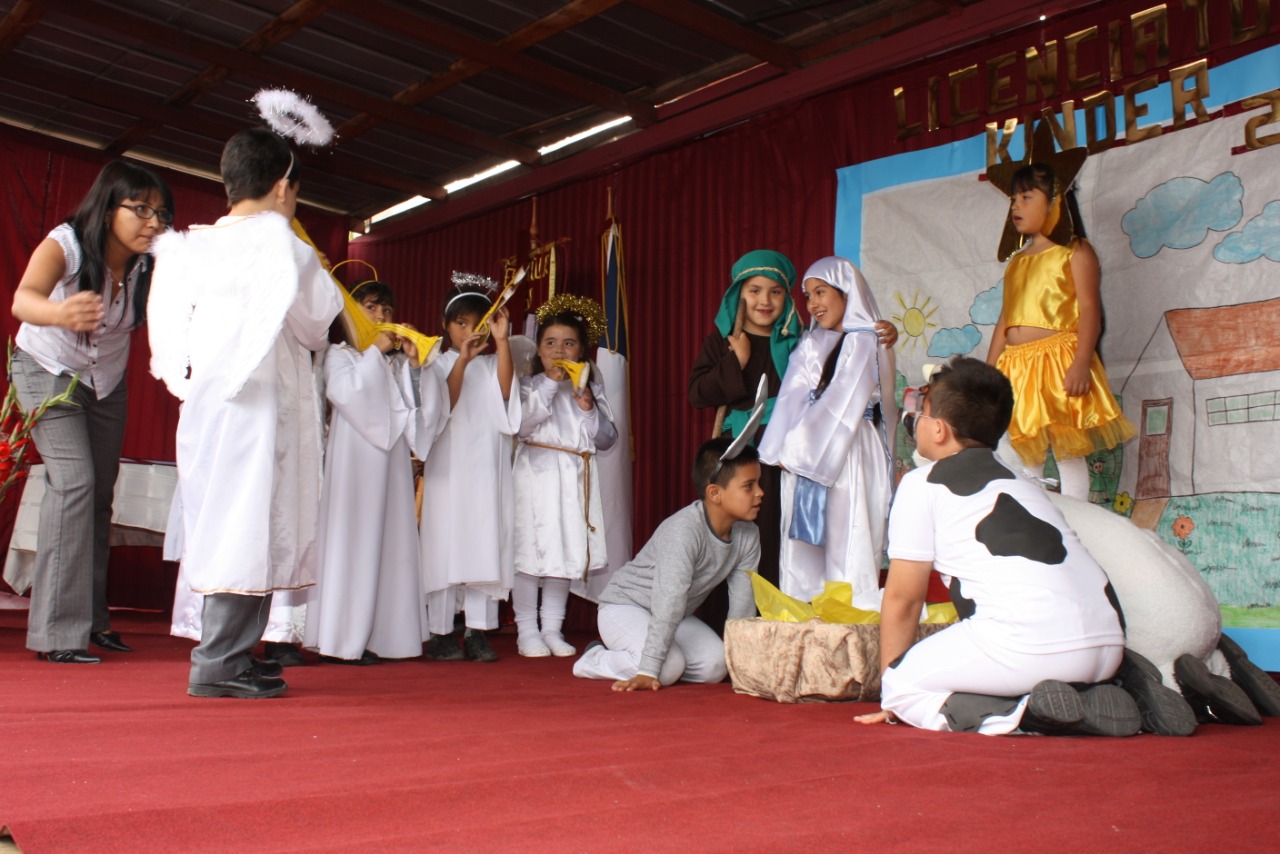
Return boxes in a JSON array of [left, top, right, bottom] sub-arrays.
[[839, 45, 1280, 660]]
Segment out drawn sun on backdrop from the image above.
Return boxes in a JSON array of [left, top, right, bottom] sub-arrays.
[[891, 291, 938, 354]]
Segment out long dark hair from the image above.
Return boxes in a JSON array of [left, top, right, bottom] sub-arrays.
[[66, 160, 174, 328]]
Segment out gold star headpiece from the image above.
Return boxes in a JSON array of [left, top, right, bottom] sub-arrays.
[[985, 120, 1087, 261], [535, 293, 608, 345]]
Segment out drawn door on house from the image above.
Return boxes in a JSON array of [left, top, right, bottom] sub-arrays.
[[1136, 398, 1172, 498]]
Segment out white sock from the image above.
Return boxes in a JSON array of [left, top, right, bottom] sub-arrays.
[[1057, 456, 1090, 500], [513, 572, 542, 639], [539, 578, 571, 638]]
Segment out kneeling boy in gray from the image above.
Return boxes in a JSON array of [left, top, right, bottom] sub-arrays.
[[573, 437, 762, 691]]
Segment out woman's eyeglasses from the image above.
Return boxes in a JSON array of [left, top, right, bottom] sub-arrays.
[[119, 203, 174, 226]]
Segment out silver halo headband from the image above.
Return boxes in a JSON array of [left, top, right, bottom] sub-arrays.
[[444, 290, 493, 316]]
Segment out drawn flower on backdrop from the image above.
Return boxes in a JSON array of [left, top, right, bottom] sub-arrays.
[[1172, 514, 1195, 553], [1112, 491, 1133, 517]]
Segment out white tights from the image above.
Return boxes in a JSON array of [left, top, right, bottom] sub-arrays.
[[513, 572, 570, 640], [1028, 455, 1090, 501]]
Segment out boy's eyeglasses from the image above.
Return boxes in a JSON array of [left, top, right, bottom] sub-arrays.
[[119, 203, 174, 226], [901, 383, 929, 441]]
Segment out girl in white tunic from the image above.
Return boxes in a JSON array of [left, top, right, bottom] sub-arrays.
[[419, 279, 519, 662], [756, 257, 897, 611], [512, 296, 617, 657], [304, 281, 448, 663]]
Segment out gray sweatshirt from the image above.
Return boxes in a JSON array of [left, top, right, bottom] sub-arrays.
[[599, 501, 759, 677]]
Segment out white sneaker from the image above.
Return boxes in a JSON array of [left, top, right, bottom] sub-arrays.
[[517, 633, 551, 657], [543, 632, 576, 657]]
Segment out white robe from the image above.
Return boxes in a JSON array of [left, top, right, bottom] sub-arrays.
[[513, 373, 617, 580], [149, 211, 341, 598], [419, 350, 521, 599], [302, 344, 448, 660], [756, 257, 896, 610]]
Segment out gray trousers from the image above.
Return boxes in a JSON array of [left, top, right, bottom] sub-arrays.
[[190, 592, 274, 684], [11, 350, 127, 652]]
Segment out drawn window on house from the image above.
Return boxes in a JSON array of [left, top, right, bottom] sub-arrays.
[[1206, 389, 1278, 426], [1145, 403, 1169, 435]]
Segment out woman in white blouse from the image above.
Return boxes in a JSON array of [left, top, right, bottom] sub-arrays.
[[10, 160, 173, 664]]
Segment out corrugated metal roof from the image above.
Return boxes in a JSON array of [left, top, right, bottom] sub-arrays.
[[0, 0, 974, 223]]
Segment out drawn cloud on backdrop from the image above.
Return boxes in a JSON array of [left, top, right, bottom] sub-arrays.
[[1121, 172, 1244, 258], [927, 325, 983, 358], [1213, 200, 1280, 263], [970, 282, 1003, 325]]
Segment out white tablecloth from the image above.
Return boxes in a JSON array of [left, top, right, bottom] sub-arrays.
[[2, 462, 177, 595]]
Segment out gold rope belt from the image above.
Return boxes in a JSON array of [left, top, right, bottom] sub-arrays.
[[520, 439, 596, 534]]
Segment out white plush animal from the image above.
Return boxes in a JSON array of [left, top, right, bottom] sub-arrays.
[[1047, 492, 1229, 686]]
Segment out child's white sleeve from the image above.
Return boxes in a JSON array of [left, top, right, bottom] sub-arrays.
[[517, 374, 558, 437], [776, 332, 880, 487], [324, 344, 406, 452], [887, 468, 936, 563], [757, 334, 817, 465], [410, 359, 450, 459]]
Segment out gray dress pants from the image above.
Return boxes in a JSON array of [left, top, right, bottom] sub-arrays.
[[189, 591, 274, 684], [11, 350, 127, 652]]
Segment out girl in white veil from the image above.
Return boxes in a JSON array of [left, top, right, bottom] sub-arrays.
[[757, 257, 897, 611]]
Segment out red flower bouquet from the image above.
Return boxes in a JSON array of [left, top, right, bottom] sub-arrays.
[[1, 339, 79, 503]]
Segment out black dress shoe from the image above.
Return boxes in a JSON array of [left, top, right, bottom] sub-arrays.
[[321, 649, 382, 666], [250, 657, 284, 678], [37, 649, 101, 664], [90, 631, 133, 653], [263, 641, 307, 667], [188, 668, 287, 699]]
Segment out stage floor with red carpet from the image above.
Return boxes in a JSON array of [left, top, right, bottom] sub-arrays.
[[2, 610, 1279, 853]]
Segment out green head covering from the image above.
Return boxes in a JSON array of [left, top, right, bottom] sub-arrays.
[[715, 250, 802, 436]]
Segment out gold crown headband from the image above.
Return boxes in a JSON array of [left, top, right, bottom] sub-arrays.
[[536, 293, 608, 344]]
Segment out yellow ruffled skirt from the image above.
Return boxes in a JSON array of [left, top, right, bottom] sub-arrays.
[[997, 331, 1136, 466]]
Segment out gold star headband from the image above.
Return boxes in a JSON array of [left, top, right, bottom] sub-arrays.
[[535, 293, 608, 345], [985, 119, 1087, 261]]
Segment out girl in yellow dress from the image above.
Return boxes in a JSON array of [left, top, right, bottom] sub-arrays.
[[985, 162, 1135, 499]]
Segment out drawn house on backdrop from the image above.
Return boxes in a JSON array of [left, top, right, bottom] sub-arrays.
[[1117, 296, 1280, 499]]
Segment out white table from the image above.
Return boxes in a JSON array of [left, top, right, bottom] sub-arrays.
[[2, 462, 177, 595]]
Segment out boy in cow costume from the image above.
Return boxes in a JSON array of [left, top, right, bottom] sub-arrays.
[[857, 357, 1280, 735]]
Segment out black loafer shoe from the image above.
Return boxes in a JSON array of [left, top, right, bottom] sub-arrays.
[[90, 631, 133, 653], [37, 649, 101, 664], [321, 649, 383, 666], [250, 657, 284, 678], [189, 668, 287, 699], [263, 642, 307, 667]]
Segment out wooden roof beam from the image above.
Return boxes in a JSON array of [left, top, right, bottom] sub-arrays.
[[798, 2, 947, 64], [62, 1, 540, 165], [0, 0, 49, 54], [625, 0, 800, 69], [332, 0, 657, 127], [106, 0, 341, 156], [333, 0, 625, 143], [0, 57, 447, 203]]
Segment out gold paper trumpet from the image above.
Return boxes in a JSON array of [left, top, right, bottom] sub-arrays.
[[552, 359, 590, 392], [378, 324, 442, 367], [291, 221, 441, 367], [474, 267, 526, 342]]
